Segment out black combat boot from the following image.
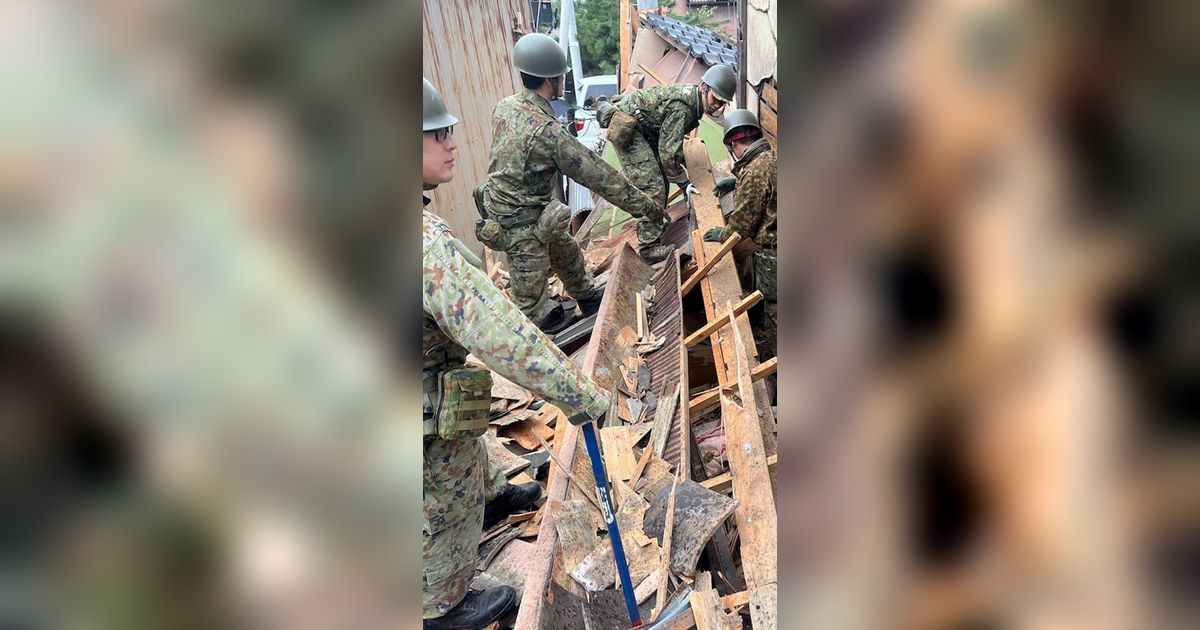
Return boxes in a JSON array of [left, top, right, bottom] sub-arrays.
[[639, 244, 676, 264], [483, 482, 542, 529], [535, 302, 569, 334], [424, 586, 516, 629], [576, 286, 606, 317]]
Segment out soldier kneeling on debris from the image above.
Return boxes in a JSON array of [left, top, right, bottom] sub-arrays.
[[423, 77, 611, 629]]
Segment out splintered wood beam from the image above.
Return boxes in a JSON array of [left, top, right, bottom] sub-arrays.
[[683, 291, 763, 348], [681, 232, 741, 294], [653, 479, 679, 622], [701, 454, 778, 494], [721, 310, 778, 590], [689, 357, 777, 416]]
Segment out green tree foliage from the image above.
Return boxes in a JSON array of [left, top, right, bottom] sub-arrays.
[[575, 0, 620, 75], [658, 1, 728, 31], [573, 1, 730, 76]]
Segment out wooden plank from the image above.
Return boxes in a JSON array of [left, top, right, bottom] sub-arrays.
[[684, 138, 778, 456], [504, 412, 556, 451], [640, 62, 669, 87], [634, 567, 663, 605], [760, 80, 778, 112], [599, 424, 651, 481], [681, 233, 742, 294], [720, 309, 778, 588], [653, 479, 679, 621], [689, 357, 777, 416], [649, 383, 680, 459], [677, 339, 691, 480], [637, 292, 648, 339], [683, 291, 763, 348], [748, 584, 778, 629], [759, 102, 778, 147], [552, 500, 601, 578], [701, 454, 779, 494], [690, 588, 743, 630]]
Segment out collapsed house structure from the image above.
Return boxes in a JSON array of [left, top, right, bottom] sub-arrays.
[[427, 2, 779, 628]]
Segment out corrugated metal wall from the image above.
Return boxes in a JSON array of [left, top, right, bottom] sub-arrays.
[[423, 0, 530, 254]]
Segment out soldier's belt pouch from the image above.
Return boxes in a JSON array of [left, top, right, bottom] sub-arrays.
[[475, 218, 508, 250], [608, 109, 637, 149], [432, 367, 493, 440]]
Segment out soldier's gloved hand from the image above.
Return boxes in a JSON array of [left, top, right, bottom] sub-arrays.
[[703, 227, 724, 242], [713, 177, 736, 196], [596, 100, 616, 128], [685, 183, 701, 197]]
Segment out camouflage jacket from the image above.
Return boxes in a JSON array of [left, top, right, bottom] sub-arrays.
[[486, 89, 658, 218], [614, 84, 703, 184], [422, 210, 609, 419], [719, 139, 776, 249]]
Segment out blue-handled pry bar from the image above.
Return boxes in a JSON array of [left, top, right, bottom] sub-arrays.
[[579, 419, 643, 627]]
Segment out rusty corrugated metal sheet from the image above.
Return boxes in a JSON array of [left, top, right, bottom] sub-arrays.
[[423, 0, 530, 254], [646, 254, 686, 468]]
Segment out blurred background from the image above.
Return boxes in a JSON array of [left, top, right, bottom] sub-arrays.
[[0, 0, 1195, 629]]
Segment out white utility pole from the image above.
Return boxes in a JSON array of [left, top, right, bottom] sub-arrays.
[[559, 0, 584, 102]]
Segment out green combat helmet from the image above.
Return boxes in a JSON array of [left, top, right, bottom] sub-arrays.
[[701, 64, 736, 102], [513, 33, 569, 78], [424, 77, 459, 131], [722, 108, 761, 139]]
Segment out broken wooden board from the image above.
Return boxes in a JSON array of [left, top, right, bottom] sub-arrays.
[[748, 584, 778, 630], [653, 480, 679, 620], [551, 500, 601, 579], [569, 490, 659, 592], [690, 588, 744, 630], [478, 527, 523, 571], [638, 457, 676, 501], [482, 430, 531, 477], [643, 480, 738, 576], [689, 357, 778, 417], [479, 538, 537, 600], [598, 424, 653, 482], [649, 383, 680, 459], [504, 412, 557, 451]]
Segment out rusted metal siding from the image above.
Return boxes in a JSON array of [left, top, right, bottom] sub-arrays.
[[423, 0, 530, 254]]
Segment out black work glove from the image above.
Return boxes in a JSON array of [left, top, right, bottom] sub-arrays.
[[713, 176, 736, 196], [703, 227, 724, 242]]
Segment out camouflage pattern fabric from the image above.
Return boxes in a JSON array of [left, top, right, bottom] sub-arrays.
[[608, 84, 703, 251], [716, 139, 776, 248], [484, 89, 658, 318], [616, 132, 669, 252], [718, 139, 777, 359], [422, 210, 610, 617]]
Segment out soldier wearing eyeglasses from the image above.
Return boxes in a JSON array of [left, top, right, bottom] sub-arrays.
[[421, 77, 610, 629]]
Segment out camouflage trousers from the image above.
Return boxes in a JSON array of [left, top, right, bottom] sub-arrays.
[[503, 223, 597, 321], [613, 133, 668, 252], [753, 249, 777, 360], [423, 435, 509, 619]]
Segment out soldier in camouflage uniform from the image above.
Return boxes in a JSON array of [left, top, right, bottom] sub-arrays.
[[597, 64, 736, 261], [423, 78, 611, 628], [479, 33, 661, 331], [704, 109, 777, 359]]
